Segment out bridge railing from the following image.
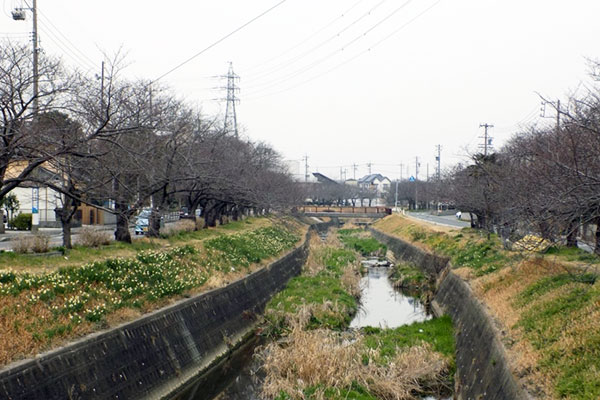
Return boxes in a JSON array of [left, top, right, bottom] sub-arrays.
[[297, 206, 391, 215]]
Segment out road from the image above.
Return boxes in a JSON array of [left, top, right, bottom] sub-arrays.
[[407, 211, 471, 229], [0, 225, 130, 251]]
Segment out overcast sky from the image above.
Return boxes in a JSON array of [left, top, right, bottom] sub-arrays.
[[2, 0, 600, 181]]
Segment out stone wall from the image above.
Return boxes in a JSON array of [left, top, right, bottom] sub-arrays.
[[371, 228, 531, 400], [0, 222, 329, 400]]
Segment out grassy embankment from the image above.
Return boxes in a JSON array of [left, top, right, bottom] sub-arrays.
[[260, 228, 455, 400], [0, 217, 303, 367], [374, 214, 600, 400]]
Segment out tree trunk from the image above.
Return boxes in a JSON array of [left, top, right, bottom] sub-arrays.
[[62, 222, 72, 249], [114, 201, 131, 243], [594, 217, 600, 255], [565, 218, 579, 248], [539, 220, 553, 241], [204, 201, 218, 228], [0, 209, 4, 234], [147, 209, 161, 238]]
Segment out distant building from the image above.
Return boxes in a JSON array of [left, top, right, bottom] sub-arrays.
[[312, 172, 338, 185], [358, 174, 391, 194]]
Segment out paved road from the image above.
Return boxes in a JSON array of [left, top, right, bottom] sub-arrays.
[[0, 225, 131, 251], [407, 211, 471, 229]]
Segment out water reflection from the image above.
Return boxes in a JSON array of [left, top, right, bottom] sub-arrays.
[[350, 264, 431, 329]]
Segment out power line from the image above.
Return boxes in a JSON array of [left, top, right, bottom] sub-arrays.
[[35, 8, 97, 67], [241, 0, 367, 75], [154, 0, 290, 83], [245, 0, 410, 93], [245, 0, 442, 100], [244, 0, 389, 84]]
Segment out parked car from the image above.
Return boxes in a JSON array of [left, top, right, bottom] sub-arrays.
[[134, 209, 151, 235]]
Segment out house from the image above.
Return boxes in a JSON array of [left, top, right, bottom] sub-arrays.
[[5, 163, 115, 228], [357, 174, 392, 194]]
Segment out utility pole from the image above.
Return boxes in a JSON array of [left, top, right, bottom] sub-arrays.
[[352, 163, 358, 179], [100, 61, 105, 109], [540, 98, 561, 134], [303, 155, 309, 183], [32, 0, 38, 116], [367, 162, 372, 175], [479, 123, 494, 156], [435, 145, 441, 180], [12, 0, 38, 115], [415, 157, 420, 180], [339, 167, 343, 181]]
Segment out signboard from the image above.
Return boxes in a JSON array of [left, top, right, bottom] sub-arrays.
[[409, 176, 416, 182], [31, 187, 39, 214]]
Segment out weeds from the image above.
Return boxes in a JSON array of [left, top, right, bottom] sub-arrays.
[[11, 234, 50, 254], [338, 229, 387, 256], [76, 227, 111, 247], [261, 327, 451, 400]]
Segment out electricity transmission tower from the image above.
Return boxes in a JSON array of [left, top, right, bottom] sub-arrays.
[[217, 62, 240, 137]]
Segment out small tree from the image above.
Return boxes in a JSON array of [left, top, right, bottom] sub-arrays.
[[0, 193, 19, 231]]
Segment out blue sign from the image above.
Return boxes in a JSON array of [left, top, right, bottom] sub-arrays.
[[409, 176, 416, 182]]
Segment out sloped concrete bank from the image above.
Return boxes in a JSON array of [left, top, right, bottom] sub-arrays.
[[0, 222, 333, 400], [371, 228, 530, 400]]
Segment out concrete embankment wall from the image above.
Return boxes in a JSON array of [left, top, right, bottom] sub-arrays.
[[371, 228, 530, 400], [0, 222, 333, 400]]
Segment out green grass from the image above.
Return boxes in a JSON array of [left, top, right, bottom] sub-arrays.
[[275, 382, 377, 400], [389, 262, 427, 289], [515, 283, 600, 399], [338, 230, 387, 256], [545, 245, 600, 264], [265, 272, 358, 333], [204, 226, 299, 267], [516, 272, 597, 307], [264, 246, 358, 335], [323, 248, 357, 277], [362, 315, 455, 364], [0, 224, 301, 364]]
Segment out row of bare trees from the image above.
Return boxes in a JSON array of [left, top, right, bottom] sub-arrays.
[[0, 41, 301, 247], [443, 62, 600, 253]]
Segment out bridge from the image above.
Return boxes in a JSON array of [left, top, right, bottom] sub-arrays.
[[295, 205, 392, 219]]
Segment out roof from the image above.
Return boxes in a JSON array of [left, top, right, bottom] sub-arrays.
[[358, 173, 390, 184], [312, 172, 338, 185]]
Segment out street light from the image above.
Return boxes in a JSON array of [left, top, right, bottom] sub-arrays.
[[12, 0, 38, 116]]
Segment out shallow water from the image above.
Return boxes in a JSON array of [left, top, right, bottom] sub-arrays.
[[203, 260, 437, 400], [350, 264, 431, 329]]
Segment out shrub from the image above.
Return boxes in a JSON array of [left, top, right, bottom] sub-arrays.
[[76, 227, 111, 247], [11, 236, 30, 253], [160, 219, 196, 237], [10, 234, 50, 253], [30, 234, 50, 253], [11, 213, 32, 230]]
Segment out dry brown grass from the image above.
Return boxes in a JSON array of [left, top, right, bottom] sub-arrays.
[[161, 219, 197, 236], [76, 227, 111, 247], [260, 327, 449, 400], [10, 234, 51, 254], [340, 266, 362, 298]]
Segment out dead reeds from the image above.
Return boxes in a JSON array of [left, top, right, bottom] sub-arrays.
[[259, 327, 450, 400]]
